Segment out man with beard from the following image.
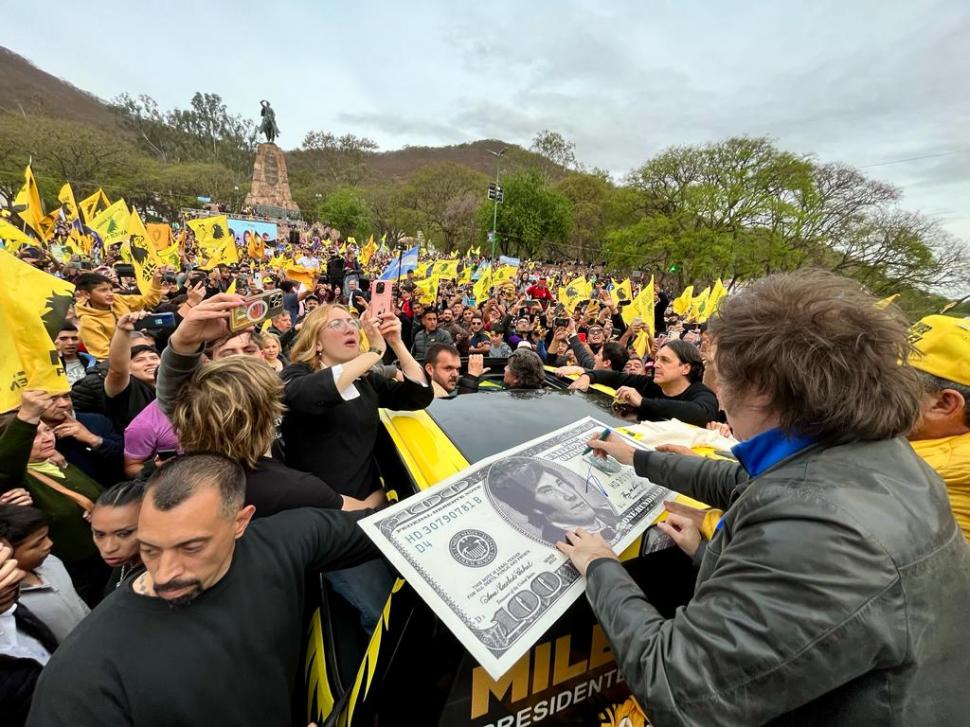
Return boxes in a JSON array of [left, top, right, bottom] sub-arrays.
[[423, 344, 486, 398], [27, 453, 381, 726]]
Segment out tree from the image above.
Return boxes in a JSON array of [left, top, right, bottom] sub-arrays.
[[480, 170, 572, 258], [292, 131, 378, 185], [317, 186, 372, 237], [110, 92, 257, 175], [399, 163, 488, 252], [531, 130, 580, 171]]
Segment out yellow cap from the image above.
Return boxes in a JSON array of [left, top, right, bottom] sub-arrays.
[[908, 315, 970, 386]]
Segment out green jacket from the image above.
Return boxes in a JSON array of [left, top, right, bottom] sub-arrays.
[[0, 417, 102, 565]]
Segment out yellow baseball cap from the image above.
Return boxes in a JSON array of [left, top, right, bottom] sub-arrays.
[[908, 315, 970, 386]]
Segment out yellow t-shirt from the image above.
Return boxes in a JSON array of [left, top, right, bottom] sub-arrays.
[[911, 432, 970, 540]]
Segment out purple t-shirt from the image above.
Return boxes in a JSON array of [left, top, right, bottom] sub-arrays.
[[124, 400, 179, 461]]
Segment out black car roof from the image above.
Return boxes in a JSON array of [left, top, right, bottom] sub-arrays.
[[425, 388, 630, 464]]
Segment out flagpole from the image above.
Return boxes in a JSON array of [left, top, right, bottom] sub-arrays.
[[394, 243, 404, 308]]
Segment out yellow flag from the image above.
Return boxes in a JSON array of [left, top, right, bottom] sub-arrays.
[[459, 264, 473, 285], [89, 199, 130, 246], [360, 234, 377, 266], [688, 287, 711, 323], [225, 278, 237, 295], [623, 276, 655, 332], [146, 223, 173, 251], [247, 236, 265, 262], [432, 259, 460, 279], [413, 275, 440, 303], [188, 215, 239, 267], [0, 219, 36, 253], [58, 184, 80, 225], [611, 278, 633, 307], [414, 261, 434, 279], [0, 249, 75, 411], [158, 243, 181, 268], [78, 188, 110, 224], [473, 265, 492, 302], [491, 265, 519, 286], [671, 285, 694, 316], [268, 253, 288, 270], [633, 330, 651, 358], [875, 293, 900, 309], [38, 210, 61, 241], [285, 264, 316, 289], [127, 210, 162, 294], [704, 278, 729, 321], [14, 164, 45, 237], [559, 276, 591, 313]]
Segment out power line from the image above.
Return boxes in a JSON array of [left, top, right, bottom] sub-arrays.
[[860, 149, 970, 169]]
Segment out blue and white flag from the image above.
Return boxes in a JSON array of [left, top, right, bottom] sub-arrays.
[[498, 255, 520, 267], [380, 245, 420, 280]]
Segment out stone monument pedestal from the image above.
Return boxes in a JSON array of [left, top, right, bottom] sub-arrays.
[[244, 143, 300, 218]]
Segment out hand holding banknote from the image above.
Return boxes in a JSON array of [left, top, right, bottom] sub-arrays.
[[556, 528, 618, 576]]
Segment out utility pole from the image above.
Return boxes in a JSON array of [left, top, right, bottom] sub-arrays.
[[486, 147, 507, 260]]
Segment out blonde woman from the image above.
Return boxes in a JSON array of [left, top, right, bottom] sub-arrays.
[[281, 303, 431, 632], [171, 356, 384, 515], [257, 331, 285, 372]]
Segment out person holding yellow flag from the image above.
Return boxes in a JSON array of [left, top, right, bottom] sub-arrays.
[[74, 268, 164, 359]]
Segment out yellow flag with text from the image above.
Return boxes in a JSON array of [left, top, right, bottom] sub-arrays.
[[14, 164, 45, 237], [624, 276, 655, 334], [90, 199, 130, 246], [0, 250, 75, 411], [78, 188, 111, 224]]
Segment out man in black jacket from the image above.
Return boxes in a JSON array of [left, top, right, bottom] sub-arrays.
[[570, 339, 719, 426], [28, 453, 381, 727], [558, 271, 970, 726]]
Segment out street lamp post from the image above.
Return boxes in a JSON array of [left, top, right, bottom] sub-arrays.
[[486, 147, 507, 260]]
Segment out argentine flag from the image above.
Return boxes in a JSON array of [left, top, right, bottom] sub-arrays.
[[379, 245, 420, 280]]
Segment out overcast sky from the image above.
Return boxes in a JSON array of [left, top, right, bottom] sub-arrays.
[[4, 0, 969, 242]]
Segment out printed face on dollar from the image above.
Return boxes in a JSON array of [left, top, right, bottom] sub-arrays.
[[485, 457, 619, 547]]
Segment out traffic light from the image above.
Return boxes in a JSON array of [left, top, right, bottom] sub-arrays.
[[487, 183, 504, 202]]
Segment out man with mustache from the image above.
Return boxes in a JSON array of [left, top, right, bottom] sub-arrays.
[[28, 453, 381, 726]]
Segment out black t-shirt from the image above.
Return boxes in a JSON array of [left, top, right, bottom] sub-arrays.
[[280, 363, 433, 499], [246, 457, 342, 516], [28, 509, 379, 727], [104, 378, 156, 433]]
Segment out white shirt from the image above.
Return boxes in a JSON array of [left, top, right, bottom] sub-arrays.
[[0, 603, 52, 665]]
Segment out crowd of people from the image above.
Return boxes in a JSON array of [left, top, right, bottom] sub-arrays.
[[1, 218, 969, 726]]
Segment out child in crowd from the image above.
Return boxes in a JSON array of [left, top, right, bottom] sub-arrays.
[[0, 505, 89, 644]]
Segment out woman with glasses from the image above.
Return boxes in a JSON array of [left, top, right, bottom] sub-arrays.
[[280, 304, 432, 633]]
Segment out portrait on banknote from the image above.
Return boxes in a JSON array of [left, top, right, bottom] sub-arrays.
[[484, 456, 622, 547], [359, 417, 673, 678]]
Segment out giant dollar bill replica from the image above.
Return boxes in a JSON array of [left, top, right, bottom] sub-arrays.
[[360, 417, 674, 679]]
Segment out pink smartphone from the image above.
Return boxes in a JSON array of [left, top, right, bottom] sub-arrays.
[[370, 280, 393, 321]]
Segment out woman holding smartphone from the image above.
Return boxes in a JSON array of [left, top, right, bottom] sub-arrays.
[[281, 304, 432, 632]]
